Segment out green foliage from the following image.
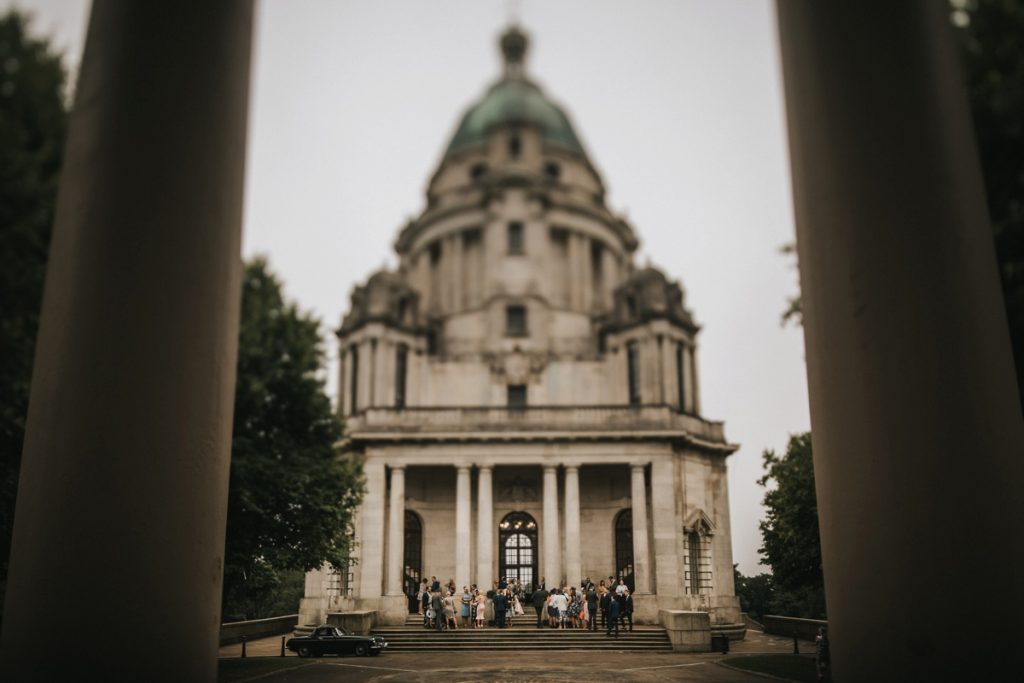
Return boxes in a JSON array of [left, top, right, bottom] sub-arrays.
[[757, 432, 826, 619], [722, 655, 819, 683], [223, 258, 364, 619], [956, 0, 1024, 411], [733, 565, 774, 621], [0, 10, 69, 589]]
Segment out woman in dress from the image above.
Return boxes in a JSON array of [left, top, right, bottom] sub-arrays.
[[461, 586, 472, 628], [442, 593, 456, 630], [475, 590, 487, 628], [567, 587, 581, 628]]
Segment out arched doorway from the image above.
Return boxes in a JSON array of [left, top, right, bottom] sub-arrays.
[[614, 509, 635, 592], [404, 510, 422, 613], [498, 511, 538, 591]]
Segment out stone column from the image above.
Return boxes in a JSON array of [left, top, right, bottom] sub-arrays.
[[385, 465, 406, 595], [580, 236, 593, 312], [542, 465, 561, 585], [650, 458, 680, 598], [563, 465, 582, 586], [455, 466, 471, 590], [0, 4, 253, 680], [359, 460, 386, 599], [776, 3, 1024, 680], [476, 466, 493, 586], [630, 465, 651, 594]]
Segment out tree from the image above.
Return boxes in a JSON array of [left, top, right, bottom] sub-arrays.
[[757, 432, 826, 619], [733, 565, 774, 622], [0, 11, 69, 600], [222, 258, 363, 620]]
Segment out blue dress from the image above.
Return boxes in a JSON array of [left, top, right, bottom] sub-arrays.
[[461, 592, 472, 617]]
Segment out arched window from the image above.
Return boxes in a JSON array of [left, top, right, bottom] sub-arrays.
[[614, 509, 635, 592], [684, 511, 715, 596], [404, 511, 423, 613], [498, 511, 538, 591]]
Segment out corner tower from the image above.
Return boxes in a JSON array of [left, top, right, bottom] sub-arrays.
[[301, 26, 741, 631]]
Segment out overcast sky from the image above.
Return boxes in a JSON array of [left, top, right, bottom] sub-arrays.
[[11, 0, 810, 575]]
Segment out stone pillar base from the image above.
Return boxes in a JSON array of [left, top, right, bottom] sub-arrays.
[[326, 610, 378, 635], [631, 593, 658, 624], [378, 594, 409, 625], [297, 597, 327, 628], [658, 609, 711, 652]]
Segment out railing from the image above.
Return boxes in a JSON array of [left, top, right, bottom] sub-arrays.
[[346, 404, 726, 442], [219, 614, 298, 645]]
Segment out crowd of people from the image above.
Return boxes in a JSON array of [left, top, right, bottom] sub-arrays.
[[415, 574, 636, 637]]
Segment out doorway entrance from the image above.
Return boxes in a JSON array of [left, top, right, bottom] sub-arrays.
[[404, 510, 422, 613], [498, 511, 538, 591]]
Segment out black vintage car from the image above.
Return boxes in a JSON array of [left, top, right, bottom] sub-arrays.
[[286, 625, 387, 658]]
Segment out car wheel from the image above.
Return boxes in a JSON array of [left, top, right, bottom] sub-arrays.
[[354, 643, 368, 657], [297, 645, 312, 658]]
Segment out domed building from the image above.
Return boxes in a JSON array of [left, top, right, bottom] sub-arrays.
[[299, 26, 740, 627]]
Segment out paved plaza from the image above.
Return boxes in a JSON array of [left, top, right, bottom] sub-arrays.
[[219, 629, 809, 681]]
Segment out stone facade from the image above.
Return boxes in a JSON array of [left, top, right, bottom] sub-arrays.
[[299, 26, 740, 627]]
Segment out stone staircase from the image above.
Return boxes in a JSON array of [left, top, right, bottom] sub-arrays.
[[372, 614, 673, 652]]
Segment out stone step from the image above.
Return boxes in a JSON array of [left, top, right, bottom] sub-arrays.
[[372, 625, 673, 651]]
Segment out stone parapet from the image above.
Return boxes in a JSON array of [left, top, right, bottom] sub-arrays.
[[348, 405, 730, 445], [326, 610, 379, 635], [658, 609, 711, 652]]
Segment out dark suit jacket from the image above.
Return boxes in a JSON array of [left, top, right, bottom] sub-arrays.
[[531, 589, 548, 608], [609, 599, 621, 619], [493, 593, 508, 613]]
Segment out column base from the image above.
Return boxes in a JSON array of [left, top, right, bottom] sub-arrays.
[[631, 592, 658, 624], [378, 594, 409, 625]]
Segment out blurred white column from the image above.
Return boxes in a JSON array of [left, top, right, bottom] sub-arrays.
[[476, 466, 493, 586], [564, 466, 581, 585], [455, 466, 471, 590], [542, 465, 561, 585], [630, 465, 650, 593], [385, 465, 405, 595]]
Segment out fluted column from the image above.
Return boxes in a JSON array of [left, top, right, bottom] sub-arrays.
[[630, 465, 650, 593], [385, 465, 405, 595], [476, 466, 493, 587], [0, 4, 253, 679], [542, 465, 561, 585], [455, 466, 471, 590]]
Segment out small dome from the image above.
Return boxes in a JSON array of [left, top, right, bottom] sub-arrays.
[[445, 26, 586, 157]]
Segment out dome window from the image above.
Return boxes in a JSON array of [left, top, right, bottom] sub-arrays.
[[544, 162, 560, 181], [507, 221, 524, 254], [470, 163, 488, 181], [508, 135, 522, 159], [506, 305, 528, 337]]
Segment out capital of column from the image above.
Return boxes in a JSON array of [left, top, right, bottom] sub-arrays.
[[631, 464, 645, 474], [456, 465, 470, 474], [543, 464, 558, 474], [391, 464, 406, 472], [565, 465, 579, 474]]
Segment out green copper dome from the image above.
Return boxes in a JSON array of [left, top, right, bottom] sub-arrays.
[[445, 26, 586, 157], [446, 78, 585, 156]]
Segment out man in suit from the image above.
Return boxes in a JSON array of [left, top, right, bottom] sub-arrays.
[[606, 590, 621, 637], [430, 575, 440, 592], [430, 590, 444, 631], [493, 589, 509, 628], [531, 585, 548, 629], [585, 584, 598, 631], [599, 586, 611, 630]]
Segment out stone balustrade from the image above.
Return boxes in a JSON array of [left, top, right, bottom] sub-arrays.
[[347, 404, 726, 442]]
